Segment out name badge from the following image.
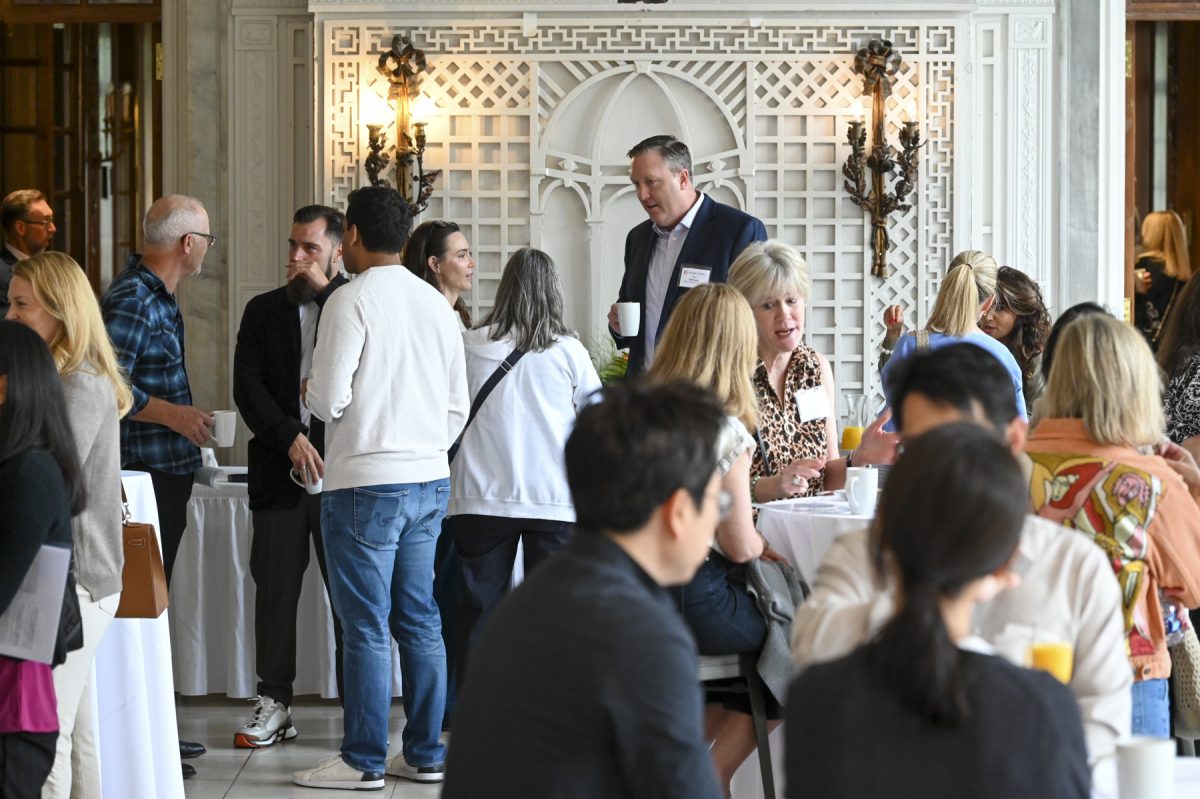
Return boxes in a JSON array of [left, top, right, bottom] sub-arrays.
[[679, 265, 712, 289], [794, 386, 831, 424]]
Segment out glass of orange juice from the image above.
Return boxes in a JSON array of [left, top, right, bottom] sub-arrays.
[[841, 393, 868, 452], [1029, 641, 1074, 684]]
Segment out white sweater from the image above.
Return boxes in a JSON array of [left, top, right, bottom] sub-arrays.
[[306, 265, 468, 491], [448, 327, 601, 521]]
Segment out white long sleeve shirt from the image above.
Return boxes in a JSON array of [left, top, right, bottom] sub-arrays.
[[790, 514, 1132, 764], [448, 327, 601, 521], [306, 265, 468, 491]]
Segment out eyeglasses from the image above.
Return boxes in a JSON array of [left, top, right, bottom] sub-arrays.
[[22, 217, 54, 227], [187, 232, 218, 246]]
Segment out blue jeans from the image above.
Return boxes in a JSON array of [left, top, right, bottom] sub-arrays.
[[322, 479, 449, 773], [1131, 678, 1171, 738]]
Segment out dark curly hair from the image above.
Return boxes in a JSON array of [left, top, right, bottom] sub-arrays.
[[994, 266, 1051, 384]]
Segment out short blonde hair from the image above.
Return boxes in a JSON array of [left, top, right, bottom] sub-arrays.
[[13, 252, 134, 417], [1038, 314, 1163, 447], [648, 283, 759, 432], [1141, 210, 1191, 281], [728, 240, 811, 307]]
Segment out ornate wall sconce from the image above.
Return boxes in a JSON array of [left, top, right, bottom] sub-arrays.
[[362, 34, 441, 215], [842, 39, 922, 279]]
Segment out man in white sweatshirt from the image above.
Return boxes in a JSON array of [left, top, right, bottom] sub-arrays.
[[293, 186, 468, 791]]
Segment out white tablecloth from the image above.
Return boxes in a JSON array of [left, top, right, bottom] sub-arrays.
[[169, 467, 402, 698], [756, 495, 872, 586], [727, 496, 872, 799], [89, 471, 184, 799]]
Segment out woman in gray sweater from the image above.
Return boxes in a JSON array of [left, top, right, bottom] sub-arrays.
[[7, 252, 133, 799]]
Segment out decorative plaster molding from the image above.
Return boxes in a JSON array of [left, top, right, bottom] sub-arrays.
[[317, 18, 959, 407], [1011, 15, 1051, 47], [311, 0, 982, 9], [237, 18, 278, 50], [234, 0, 308, 9]]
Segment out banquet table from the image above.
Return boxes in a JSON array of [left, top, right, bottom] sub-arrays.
[[169, 467, 403, 698], [726, 495, 872, 799], [88, 470, 184, 799], [756, 494, 872, 586]]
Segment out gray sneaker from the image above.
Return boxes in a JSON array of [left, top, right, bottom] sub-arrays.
[[385, 754, 445, 783], [234, 695, 297, 748], [293, 755, 384, 791]]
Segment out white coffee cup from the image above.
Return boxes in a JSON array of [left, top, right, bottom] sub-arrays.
[[212, 410, 237, 447], [845, 466, 879, 517], [1116, 736, 1174, 799], [617, 302, 641, 337], [290, 466, 323, 495]]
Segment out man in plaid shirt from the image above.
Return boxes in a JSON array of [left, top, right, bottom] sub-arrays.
[[102, 194, 215, 583], [102, 195, 217, 776]]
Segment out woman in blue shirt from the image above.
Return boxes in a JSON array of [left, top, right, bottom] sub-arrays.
[[880, 250, 1027, 422]]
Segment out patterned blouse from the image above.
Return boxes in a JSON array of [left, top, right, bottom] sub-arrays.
[[1164, 352, 1200, 444], [750, 344, 829, 497]]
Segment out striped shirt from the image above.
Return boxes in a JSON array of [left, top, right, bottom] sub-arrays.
[[101, 255, 200, 475]]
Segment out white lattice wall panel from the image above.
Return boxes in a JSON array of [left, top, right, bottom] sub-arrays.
[[318, 18, 959, 413]]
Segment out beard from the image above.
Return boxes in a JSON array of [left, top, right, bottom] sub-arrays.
[[286, 258, 334, 305]]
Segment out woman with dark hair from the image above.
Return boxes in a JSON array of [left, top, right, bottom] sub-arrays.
[[1040, 301, 1110, 385], [444, 248, 600, 690], [786, 423, 1090, 798], [0, 321, 86, 798], [403, 219, 476, 723], [1159, 272, 1200, 458], [401, 220, 475, 329], [980, 266, 1052, 409]]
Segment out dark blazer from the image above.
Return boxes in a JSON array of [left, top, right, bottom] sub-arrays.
[[233, 276, 347, 512], [0, 245, 18, 315], [614, 195, 767, 375]]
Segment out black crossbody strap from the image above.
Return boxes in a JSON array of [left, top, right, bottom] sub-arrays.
[[447, 348, 525, 464]]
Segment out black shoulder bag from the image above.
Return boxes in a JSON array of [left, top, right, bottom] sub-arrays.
[[447, 348, 525, 465]]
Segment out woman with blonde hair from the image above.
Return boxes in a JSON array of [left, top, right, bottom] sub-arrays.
[[1027, 313, 1200, 737], [648, 283, 792, 795], [5, 251, 132, 798], [1134, 210, 1192, 347], [880, 249, 1027, 421], [728, 240, 895, 502]]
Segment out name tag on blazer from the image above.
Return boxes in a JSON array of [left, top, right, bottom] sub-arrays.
[[679, 265, 712, 289]]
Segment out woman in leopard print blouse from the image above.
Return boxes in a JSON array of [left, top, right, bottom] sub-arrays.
[[729, 241, 896, 501], [1158, 271, 1200, 455]]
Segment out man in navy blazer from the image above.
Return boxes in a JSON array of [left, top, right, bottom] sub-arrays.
[[608, 135, 767, 375], [232, 204, 348, 751]]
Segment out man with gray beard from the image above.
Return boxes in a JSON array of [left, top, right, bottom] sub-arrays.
[[232, 205, 348, 749]]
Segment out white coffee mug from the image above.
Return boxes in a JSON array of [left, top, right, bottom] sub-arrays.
[[617, 302, 641, 337], [845, 466, 879, 517], [290, 466, 323, 495], [212, 410, 237, 447], [1116, 736, 1174, 799]]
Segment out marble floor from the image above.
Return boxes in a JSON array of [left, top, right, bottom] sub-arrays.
[[177, 698, 443, 799]]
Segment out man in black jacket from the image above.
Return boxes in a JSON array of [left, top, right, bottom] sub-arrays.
[[232, 205, 348, 748], [444, 381, 727, 799]]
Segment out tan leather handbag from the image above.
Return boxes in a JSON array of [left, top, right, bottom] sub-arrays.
[[115, 487, 170, 619]]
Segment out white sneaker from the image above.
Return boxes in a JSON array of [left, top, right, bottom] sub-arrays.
[[293, 755, 384, 791], [234, 695, 298, 749], [386, 753, 445, 783]]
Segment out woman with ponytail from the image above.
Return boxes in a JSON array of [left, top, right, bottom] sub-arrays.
[[880, 250, 1028, 422], [785, 423, 1089, 799]]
